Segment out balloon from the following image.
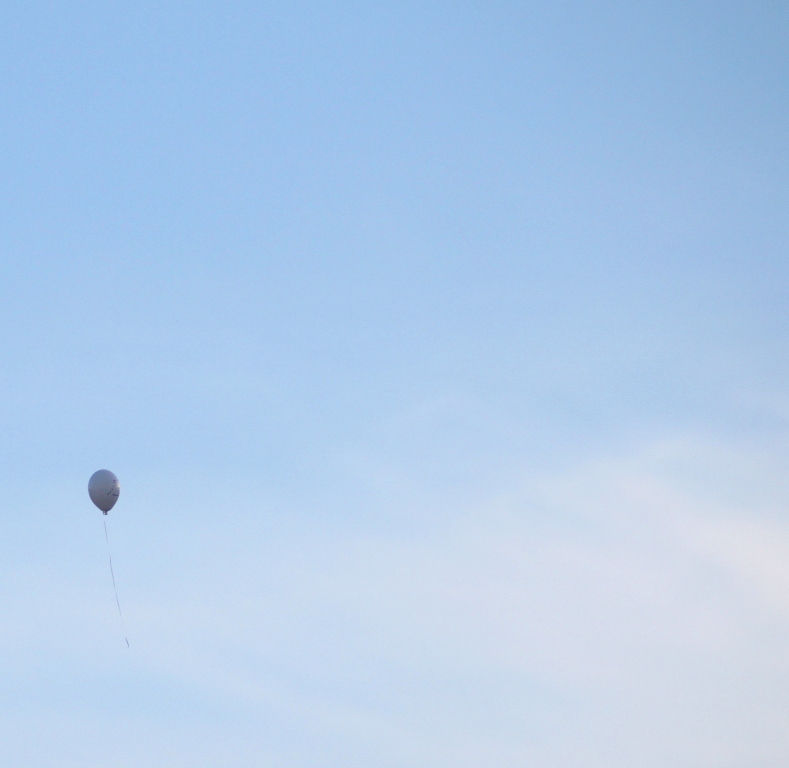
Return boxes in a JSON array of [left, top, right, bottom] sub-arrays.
[[88, 469, 120, 514]]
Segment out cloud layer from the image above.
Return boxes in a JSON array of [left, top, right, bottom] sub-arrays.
[[5, 435, 787, 766]]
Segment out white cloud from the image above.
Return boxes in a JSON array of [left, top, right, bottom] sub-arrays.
[[140, 434, 789, 766]]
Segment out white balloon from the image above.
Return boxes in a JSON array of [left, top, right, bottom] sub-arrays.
[[88, 469, 120, 514]]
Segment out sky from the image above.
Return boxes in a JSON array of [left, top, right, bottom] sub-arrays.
[[1, 1, 788, 765]]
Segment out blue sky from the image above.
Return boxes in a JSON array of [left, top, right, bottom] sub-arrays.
[[1, 1, 788, 765]]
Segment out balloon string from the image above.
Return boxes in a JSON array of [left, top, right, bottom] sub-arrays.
[[103, 518, 129, 648]]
